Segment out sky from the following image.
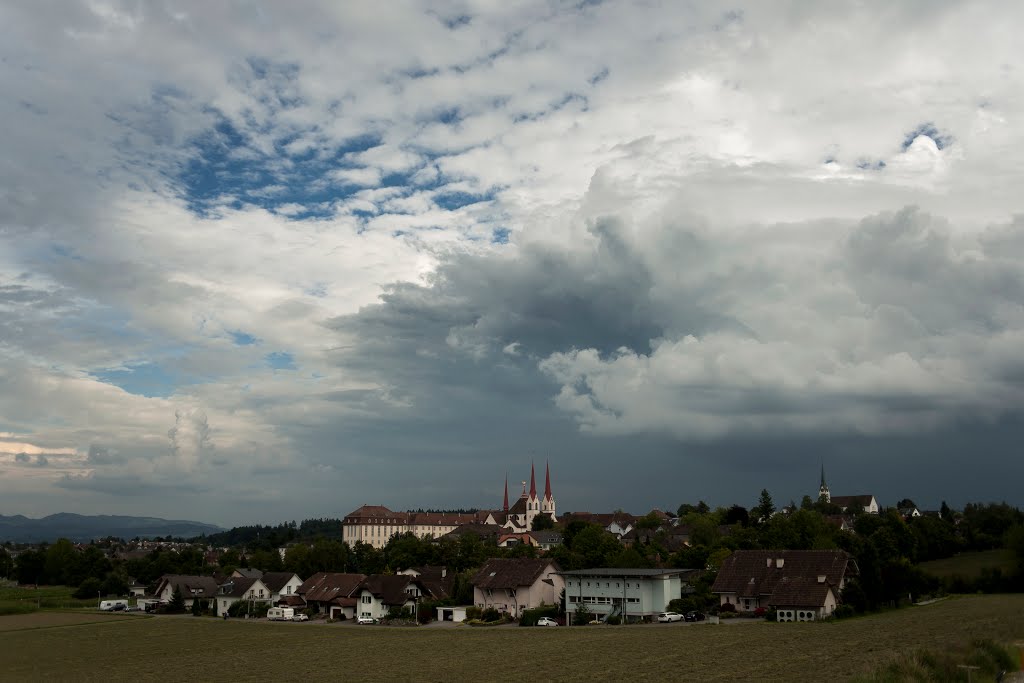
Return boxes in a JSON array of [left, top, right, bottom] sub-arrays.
[[2, 1, 1023, 528]]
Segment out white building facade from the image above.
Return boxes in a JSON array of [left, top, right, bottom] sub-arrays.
[[559, 568, 686, 623]]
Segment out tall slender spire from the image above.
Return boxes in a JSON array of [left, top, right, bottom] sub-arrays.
[[544, 461, 552, 499], [529, 461, 537, 498], [820, 461, 826, 488], [503, 473, 509, 511]]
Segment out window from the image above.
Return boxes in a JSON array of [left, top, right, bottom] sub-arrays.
[[362, 595, 371, 604], [259, 590, 264, 598]]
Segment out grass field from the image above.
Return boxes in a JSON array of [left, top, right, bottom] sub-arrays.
[[0, 585, 97, 615], [3, 594, 1022, 682], [919, 549, 1017, 579]]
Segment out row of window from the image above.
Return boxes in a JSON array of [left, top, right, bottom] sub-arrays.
[[570, 596, 640, 604], [566, 580, 640, 589]]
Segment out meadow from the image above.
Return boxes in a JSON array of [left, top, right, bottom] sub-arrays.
[[919, 549, 1017, 580], [0, 584, 97, 615], [2, 594, 1022, 682]]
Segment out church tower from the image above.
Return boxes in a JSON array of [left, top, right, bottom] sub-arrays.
[[818, 463, 831, 503], [541, 461, 557, 521], [526, 461, 540, 529]]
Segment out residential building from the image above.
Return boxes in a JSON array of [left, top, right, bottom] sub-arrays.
[[559, 568, 690, 623], [711, 550, 858, 621], [471, 558, 563, 617], [355, 574, 429, 621], [261, 572, 304, 604], [830, 495, 880, 515], [396, 566, 455, 601], [298, 572, 366, 619], [216, 577, 270, 616], [153, 574, 220, 609]]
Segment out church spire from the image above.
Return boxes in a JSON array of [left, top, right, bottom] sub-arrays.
[[529, 461, 537, 498], [544, 461, 552, 499], [820, 462, 826, 488], [503, 473, 509, 511]]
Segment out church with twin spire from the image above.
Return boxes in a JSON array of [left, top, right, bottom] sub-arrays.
[[491, 462, 557, 533]]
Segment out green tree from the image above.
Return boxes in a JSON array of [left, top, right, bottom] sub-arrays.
[[531, 514, 554, 531], [44, 538, 78, 585], [168, 585, 186, 613], [73, 576, 103, 600], [800, 495, 814, 510], [191, 596, 203, 616], [752, 489, 776, 524]]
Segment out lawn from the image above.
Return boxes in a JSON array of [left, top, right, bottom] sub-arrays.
[[919, 549, 1017, 579], [3, 595, 1023, 682]]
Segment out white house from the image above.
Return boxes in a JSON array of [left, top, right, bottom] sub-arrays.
[[355, 575, 426, 621], [261, 572, 304, 604], [830, 495, 880, 515], [153, 575, 220, 609], [216, 577, 271, 617], [471, 558, 563, 617], [711, 550, 858, 621], [558, 568, 688, 623]]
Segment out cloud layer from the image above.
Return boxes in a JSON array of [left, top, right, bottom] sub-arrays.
[[1, 2, 1023, 524]]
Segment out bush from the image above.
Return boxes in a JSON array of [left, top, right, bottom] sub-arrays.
[[73, 577, 102, 601], [833, 604, 856, 620], [465, 606, 482, 620], [605, 615, 621, 625], [719, 602, 736, 613], [763, 608, 777, 622], [481, 607, 501, 623]]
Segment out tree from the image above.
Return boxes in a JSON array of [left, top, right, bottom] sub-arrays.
[[895, 498, 917, 510], [753, 489, 776, 524], [800, 495, 814, 510], [168, 585, 186, 613], [724, 505, 749, 527], [531, 514, 554, 531], [73, 577, 102, 600]]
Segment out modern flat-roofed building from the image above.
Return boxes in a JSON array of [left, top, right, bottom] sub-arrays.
[[557, 568, 690, 623]]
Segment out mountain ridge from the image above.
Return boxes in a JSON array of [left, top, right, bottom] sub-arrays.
[[0, 512, 224, 543]]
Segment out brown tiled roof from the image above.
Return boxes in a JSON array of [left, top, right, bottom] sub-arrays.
[[767, 576, 834, 608], [343, 505, 407, 523], [279, 595, 305, 607], [358, 575, 418, 606], [408, 511, 476, 526], [233, 568, 263, 579], [560, 512, 637, 527], [406, 566, 455, 600], [158, 574, 220, 599], [830, 495, 875, 508], [299, 572, 366, 602], [471, 558, 560, 590], [261, 572, 300, 594], [507, 497, 528, 515], [438, 524, 503, 541], [220, 577, 259, 598], [712, 550, 855, 603]]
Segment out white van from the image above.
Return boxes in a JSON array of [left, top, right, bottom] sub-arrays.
[[266, 607, 295, 621], [100, 599, 129, 611]]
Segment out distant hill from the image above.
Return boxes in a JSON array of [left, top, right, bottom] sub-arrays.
[[0, 513, 224, 543]]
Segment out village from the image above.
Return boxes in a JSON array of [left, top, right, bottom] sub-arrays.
[[5, 463, 1016, 629]]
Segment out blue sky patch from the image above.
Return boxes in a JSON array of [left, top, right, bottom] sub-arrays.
[[492, 228, 511, 244], [93, 362, 186, 398], [266, 351, 296, 370], [230, 331, 258, 346]]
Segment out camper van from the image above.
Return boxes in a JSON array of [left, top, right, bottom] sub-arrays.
[[99, 599, 129, 611], [266, 607, 295, 621]]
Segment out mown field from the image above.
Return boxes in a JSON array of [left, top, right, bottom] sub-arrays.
[[919, 549, 1017, 579], [3, 594, 1023, 682]]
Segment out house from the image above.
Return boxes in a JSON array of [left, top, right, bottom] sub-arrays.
[[711, 550, 858, 621], [154, 575, 220, 609], [127, 579, 147, 597], [215, 577, 271, 616], [898, 507, 922, 520], [397, 566, 455, 601], [355, 575, 428, 621], [558, 568, 691, 623], [830, 495, 880, 515], [559, 512, 636, 539], [498, 532, 538, 548], [298, 572, 366, 619], [530, 530, 564, 551], [261, 572, 304, 604], [471, 558, 563, 617]]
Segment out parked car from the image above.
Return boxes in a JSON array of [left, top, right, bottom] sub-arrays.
[[684, 611, 706, 622], [656, 612, 683, 622], [536, 617, 558, 627], [357, 617, 375, 625], [292, 613, 309, 622]]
